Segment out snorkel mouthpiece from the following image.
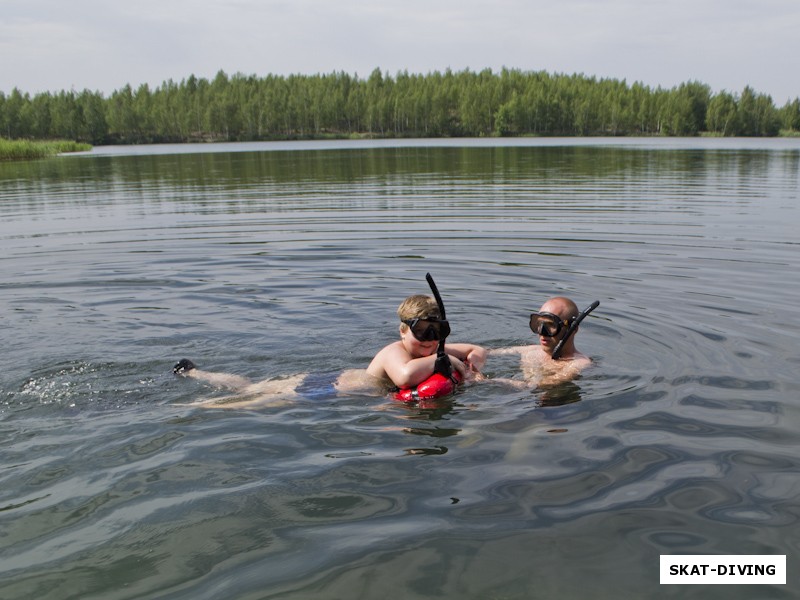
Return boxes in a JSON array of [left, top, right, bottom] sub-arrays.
[[551, 300, 600, 360]]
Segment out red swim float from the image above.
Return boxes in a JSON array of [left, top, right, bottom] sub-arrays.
[[393, 370, 464, 403]]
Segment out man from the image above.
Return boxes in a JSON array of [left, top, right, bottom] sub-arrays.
[[490, 296, 593, 388]]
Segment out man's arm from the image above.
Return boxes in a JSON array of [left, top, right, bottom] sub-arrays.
[[446, 343, 488, 372], [487, 345, 528, 356]]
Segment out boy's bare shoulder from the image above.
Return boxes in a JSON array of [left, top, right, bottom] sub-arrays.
[[366, 340, 406, 377], [371, 340, 405, 361]]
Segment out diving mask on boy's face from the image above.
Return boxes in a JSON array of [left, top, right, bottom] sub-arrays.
[[402, 318, 451, 342], [529, 312, 572, 338]]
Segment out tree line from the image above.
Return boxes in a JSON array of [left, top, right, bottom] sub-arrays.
[[2, 68, 799, 144]]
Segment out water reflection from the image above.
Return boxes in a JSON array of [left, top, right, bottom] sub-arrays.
[[2, 143, 798, 222], [536, 381, 584, 407], [402, 424, 462, 438]]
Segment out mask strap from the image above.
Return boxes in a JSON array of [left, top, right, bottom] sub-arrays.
[[551, 301, 600, 360]]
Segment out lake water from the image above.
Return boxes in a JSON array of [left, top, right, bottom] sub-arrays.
[[1, 138, 798, 599]]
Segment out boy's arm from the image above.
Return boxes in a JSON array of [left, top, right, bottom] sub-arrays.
[[368, 344, 443, 388]]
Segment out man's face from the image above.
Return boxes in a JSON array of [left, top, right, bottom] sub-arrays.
[[536, 301, 570, 355]]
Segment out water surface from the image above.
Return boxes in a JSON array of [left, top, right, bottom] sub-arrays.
[[1, 138, 798, 599]]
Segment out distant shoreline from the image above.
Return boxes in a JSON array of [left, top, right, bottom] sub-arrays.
[[2, 69, 798, 147]]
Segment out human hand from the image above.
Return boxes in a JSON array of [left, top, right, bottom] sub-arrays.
[[466, 347, 488, 372], [462, 368, 488, 382], [449, 356, 468, 379]]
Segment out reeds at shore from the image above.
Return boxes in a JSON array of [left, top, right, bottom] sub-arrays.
[[0, 138, 92, 161]]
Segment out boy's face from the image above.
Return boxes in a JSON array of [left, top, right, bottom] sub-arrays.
[[400, 323, 439, 358]]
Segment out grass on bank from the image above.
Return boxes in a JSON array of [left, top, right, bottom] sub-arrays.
[[0, 138, 92, 161]]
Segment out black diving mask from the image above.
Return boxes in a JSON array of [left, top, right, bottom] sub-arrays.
[[529, 312, 572, 338], [403, 318, 451, 342]]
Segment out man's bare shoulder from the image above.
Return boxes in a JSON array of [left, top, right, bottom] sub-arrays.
[[568, 352, 592, 369]]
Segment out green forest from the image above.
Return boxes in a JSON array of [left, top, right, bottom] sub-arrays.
[[2, 68, 799, 144]]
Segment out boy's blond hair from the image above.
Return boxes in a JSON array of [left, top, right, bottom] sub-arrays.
[[397, 295, 441, 327]]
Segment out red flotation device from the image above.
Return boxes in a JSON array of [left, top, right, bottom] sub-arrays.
[[393, 370, 464, 403]]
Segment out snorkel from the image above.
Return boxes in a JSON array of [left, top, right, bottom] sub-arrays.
[[425, 272, 457, 382], [551, 300, 600, 360]]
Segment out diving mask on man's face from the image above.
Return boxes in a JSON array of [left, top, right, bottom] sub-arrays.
[[403, 318, 451, 342], [529, 312, 572, 338]]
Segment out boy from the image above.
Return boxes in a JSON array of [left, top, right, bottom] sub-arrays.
[[174, 294, 486, 407]]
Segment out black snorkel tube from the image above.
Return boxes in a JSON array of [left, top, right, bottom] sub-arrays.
[[425, 273, 456, 381], [551, 300, 600, 360]]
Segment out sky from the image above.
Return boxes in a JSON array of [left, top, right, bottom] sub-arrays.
[[3, 0, 799, 104]]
